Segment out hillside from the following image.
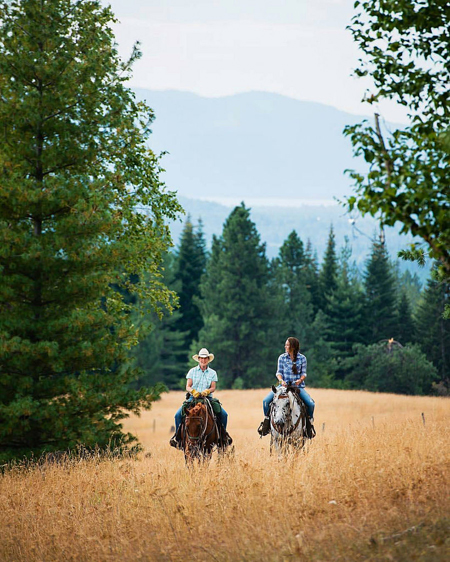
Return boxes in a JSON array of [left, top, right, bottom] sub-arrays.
[[134, 89, 394, 201]]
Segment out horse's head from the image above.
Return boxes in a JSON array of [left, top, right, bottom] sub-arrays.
[[271, 390, 291, 433], [185, 403, 206, 438]]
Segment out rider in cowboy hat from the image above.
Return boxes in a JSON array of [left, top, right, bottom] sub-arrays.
[[170, 348, 229, 448]]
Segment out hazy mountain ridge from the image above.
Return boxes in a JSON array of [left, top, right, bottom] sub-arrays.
[[135, 89, 386, 201], [133, 89, 421, 278], [170, 197, 426, 282]]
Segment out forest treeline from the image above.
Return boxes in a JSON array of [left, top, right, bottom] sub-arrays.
[[131, 204, 449, 396]]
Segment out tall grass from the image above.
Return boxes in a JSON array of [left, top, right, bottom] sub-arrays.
[[1, 389, 449, 561]]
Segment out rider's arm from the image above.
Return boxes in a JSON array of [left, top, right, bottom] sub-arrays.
[[276, 355, 286, 386], [186, 378, 194, 393], [201, 381, 217, 396], [294, 356, 307, 385]]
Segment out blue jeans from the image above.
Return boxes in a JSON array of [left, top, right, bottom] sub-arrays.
[[175, 396, 228, 431], [263, 387, 315, 418]]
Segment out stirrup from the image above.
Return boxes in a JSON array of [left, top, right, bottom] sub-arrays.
[[223, 431, 233, 446], [257, 417, 270, 437], [170, 428, 183, 449]]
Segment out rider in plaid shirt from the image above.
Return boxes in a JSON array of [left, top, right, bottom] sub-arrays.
[[258, 337, 315, 436], [276, 352, 307, 386]]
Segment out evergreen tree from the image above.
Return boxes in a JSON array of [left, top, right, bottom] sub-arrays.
[[197, 204, 273, 388], [271, 231, 313, 344], [303, 310, 336, 388], [325, 265, 364, 375], [363, 238, 398, 344], [415, 275, 450, 389], [318, 225, 338, 312], [396, 268, 423, 313], [130, 253, 188, 390], [397, 291, 415, 345], [304, 239, 321, 315], [0, 0, 181, 461], [173, 217, 207, 352]]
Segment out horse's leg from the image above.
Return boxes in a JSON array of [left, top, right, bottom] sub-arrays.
[[184, 446, 193, 466], [270, 433, 282, 456]]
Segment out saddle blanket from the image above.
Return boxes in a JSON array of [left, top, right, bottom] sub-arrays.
[[181, 397, 222, 417]]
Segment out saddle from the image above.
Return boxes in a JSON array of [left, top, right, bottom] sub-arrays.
[[279, 386, 316, 439], [181, 395, 222, 417]]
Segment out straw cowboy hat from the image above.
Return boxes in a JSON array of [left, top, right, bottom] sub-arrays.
[[192, 348, 214, 362]]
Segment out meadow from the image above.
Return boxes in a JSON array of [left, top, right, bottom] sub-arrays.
[[0, 388, 449, 561]]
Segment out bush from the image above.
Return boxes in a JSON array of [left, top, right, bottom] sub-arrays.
[[344, 343, 438, 395]]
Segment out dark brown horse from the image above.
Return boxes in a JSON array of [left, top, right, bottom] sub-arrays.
[[181, 399, 230, 462]]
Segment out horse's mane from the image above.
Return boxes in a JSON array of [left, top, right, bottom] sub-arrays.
[[186, 403, 205, 417]]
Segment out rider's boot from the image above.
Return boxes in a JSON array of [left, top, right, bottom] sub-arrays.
[[221, 425, 233, 447], [307, 416, 316, 439], [169, 425, 183, 449], [257, 416, 270, 437]]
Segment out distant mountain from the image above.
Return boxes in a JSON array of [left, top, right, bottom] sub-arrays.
[[134, 89, 387, 201]]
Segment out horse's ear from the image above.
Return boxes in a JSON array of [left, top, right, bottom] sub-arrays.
[[271, 385, 277, 393]]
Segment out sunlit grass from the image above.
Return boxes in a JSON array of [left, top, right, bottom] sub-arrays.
[[1, 388, 449, 561]]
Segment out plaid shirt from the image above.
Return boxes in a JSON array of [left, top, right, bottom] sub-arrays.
[[276, 353, 307, 387]]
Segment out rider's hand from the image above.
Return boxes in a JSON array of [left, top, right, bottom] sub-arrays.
[[280, 379, 287, 387], [191, 389, 200, 398], [201, 389, 211, 397]]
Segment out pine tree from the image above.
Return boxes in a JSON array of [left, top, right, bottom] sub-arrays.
[[363, 238, 398, 344], [304, 239, 321, 315], [396, 269, 423, 313], [415, 275, 450, 388], [130, 254, 188, 390], [197, 204, 273, 388], [271, 231, 313, 344], [318, 225, 338, 312], [397, 291, 415, 345], [0, 0, 181, 461], [303, 310, 336, 388], [173, 217, 207, 352], [325, 267, 364, 372]]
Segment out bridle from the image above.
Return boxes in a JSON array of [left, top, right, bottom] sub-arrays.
[[270, 391, 304, 436], [185, 400, 217, 446]]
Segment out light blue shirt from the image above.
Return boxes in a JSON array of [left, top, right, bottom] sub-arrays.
[[186, 365, 218, 393]]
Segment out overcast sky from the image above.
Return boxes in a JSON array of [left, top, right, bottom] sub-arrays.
[[106, 0, 408, 123]]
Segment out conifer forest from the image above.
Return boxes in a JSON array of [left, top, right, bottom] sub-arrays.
[[132, 209, 448, 397]]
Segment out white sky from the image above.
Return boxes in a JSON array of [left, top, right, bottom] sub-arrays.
[[106, 0, 409, 123]]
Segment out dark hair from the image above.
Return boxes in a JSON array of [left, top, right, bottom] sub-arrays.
[[288, 337, 300, 375]]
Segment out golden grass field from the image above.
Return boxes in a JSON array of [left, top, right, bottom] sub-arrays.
[[1, 388, 449, 561]]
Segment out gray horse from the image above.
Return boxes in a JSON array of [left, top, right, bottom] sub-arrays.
[[269, 385, 307, 455]]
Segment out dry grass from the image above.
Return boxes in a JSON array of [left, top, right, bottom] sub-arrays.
[[1, 388, 449, 561]]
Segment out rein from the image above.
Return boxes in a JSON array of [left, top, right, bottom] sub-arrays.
[[270, 392, 304, 436], [185, 400, 217, 445]]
